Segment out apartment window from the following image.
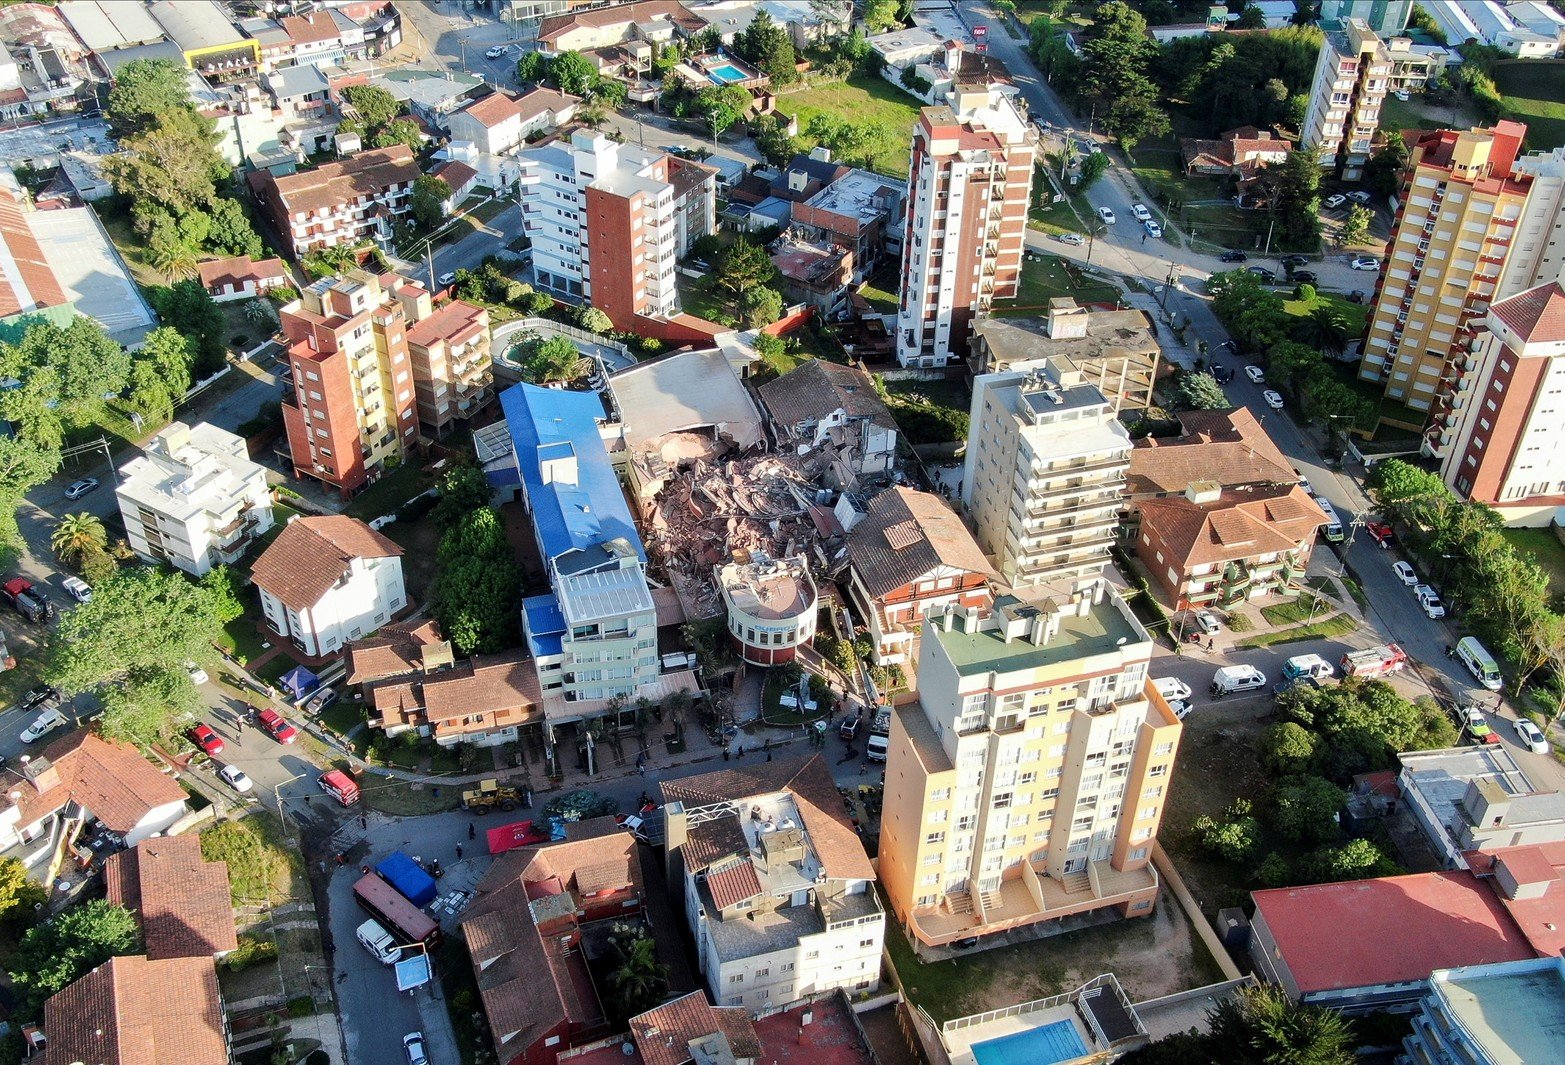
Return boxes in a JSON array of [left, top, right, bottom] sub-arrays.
[[922, 853, 941, 866], [755, 967, 769, 978], [729, 974, 744, 983], [955, 815, 975, 831], [993, 792, 1012, 809], [1150, 765, 1169, 778], [860, 939, 875, 948], [924, 831, 945, 846], [930, 787, 951, 801], [781, 963, 794, 973], [805, 951, 819, 960]]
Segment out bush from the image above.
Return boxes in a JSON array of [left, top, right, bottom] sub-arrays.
[[397, 492, 439, 522], [286, 996, 315, 1018], [224, 933, 279, 972], [1192, 798, 1260, 863]]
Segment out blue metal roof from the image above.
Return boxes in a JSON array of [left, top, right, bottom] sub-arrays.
[[522, 593, 566, 659], [498, 383, 645, 565]]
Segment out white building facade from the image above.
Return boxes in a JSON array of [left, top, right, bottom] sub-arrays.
[[1300, 18, 1392, 180], [256, 546, 406, 657], [115, 422, 274, 577]]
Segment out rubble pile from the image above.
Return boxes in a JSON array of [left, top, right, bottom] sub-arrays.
[[645, 450, 834, 620]]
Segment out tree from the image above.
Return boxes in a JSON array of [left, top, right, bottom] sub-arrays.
[[46, 567, 229, 697], [0, 857, 46, 929], [8, 901, 141, 1019], [1259, 720, 1318, 776], [550, 51, 599, 96], [738, 285, 784, 328], [517, 334, 589, 385], [1173, 371, 1230, 410], [410, 174, 452, 230], [372, 118, 423, 151], [0, 317, 131, 441], [103, 108, 227, 218], [1192, 798, 1260, 863], [1295, 306, 1350, 357], [697, 84, 751, 136], [1303, 837, 1399, 884], [1365, 131, 1409, 198], [433, 507, 521, 656], [516, 51, 548, 83], [1270, 775, 1346, 845], [575, 305, 614, 334], [206, 197, 264, 259], [1268, 340, 1325, 392], [1278, 678, 1457, 781], [1338, 204, 1371, 247], [863, 0, 902, 33], [735, 10, 798, 84], [1234, 3, 1267, 29], [51, 512, 107, 572], [1078, 150, 1110, 190], [753, 331, 787, 365], [593, 77, 629, 110], [603, 923, 668, 1026], [140, 326, 195, 400], [433, 464, 495, 529], [149, 281, 226, 375], [752, 112, 803, 168], [1275, 148, 1323, 248], [0, 437, 61, 567], [106, 58, 190, 135], [1078, 3, 1159, 105], [200, 565, 246, 625], [715, 238, 776, 297], [1102, 95, 1170, 154], [341, 85, 400, 131], [1205, 983, 1354, 1065], [100, 667, 203, 747]]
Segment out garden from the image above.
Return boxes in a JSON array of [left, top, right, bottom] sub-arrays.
[[780, 74, 923, 179]]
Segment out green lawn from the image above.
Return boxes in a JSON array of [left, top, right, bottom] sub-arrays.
[[674, 272, 737, 326], [1493, 61, 1565, 152], [781, 74, 921, 178], [1502, 528, 1565, 596], [201, 813, 305, 907], [1283, 291, 1370, 335], [882, 378, 971, 445], [343, 463, 435, 521], [1028, 195, 1085, 236], [1259, 594, 1328, 627], [1238, 613, 1356, 648], [857, 263, 900, 315], [990, 254, 1120, 316]]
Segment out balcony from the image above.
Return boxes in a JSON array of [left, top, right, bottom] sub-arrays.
[[908, 860, 1158, 946], [1025, 481, 1125, 514]]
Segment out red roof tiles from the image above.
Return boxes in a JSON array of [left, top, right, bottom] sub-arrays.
[[1491, 281, 1565, 345]]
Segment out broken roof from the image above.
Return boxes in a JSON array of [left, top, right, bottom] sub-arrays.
[[847, 486, 993, 600], [757, 359, 897, 434], [608, 349, 763, 454]]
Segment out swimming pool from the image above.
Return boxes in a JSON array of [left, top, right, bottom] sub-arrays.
[[969, 1020, 1089, 1065], [707, 63, 748, 84]]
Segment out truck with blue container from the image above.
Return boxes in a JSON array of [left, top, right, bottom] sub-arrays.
[[375, 851, 438, 908]]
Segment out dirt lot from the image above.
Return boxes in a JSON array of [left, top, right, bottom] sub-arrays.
[[886, 893, 1226, 1024]]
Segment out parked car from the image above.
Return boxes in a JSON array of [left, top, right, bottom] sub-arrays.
[[1394, 88, 1411, 101], [1053, 232, 1086, 246], [1131, 203, 1152, 221], [1514, 718, 1549, 755], [219, 764, 255, 793], [1351, 256, 1381, 270], [1143, 218, 1163, 238], [1366, 521, 1394, 547], [1347, 190, 1373, 204], [64, 478, 99, 501], [1246, 266, 1276, 282], [485, 45, 508, 59], [1279, 255, 1308, 268], [1097, 206, 1116, 224], [1211, 364, 1233, 383], [2, 577, 52, 623], [839, 716, 859, 741], [1220, 250, 1248, 263], [1192, 610, 1222, 637], [1323, 193, 1347, 209], [404, 1032, 429, 1065], [258, 708, 299, 744], [1392, 561, 1418, 585], [189, 723, 224, 756], [1419, 589, 1446, 619], [62, 575, 92, 602], [1296, 474, 1313, 494], [306, 687, 339, 715], [1244, 365, 1266, 384], [21, 708, 67, 744], [1289, 269, 1318, 285], [437, 271, 456, 286], [1263, 389, 1284, 410], [186, 662, 209, 685], [1462, 706, 1499, 745], [20, 686, 60, 713]]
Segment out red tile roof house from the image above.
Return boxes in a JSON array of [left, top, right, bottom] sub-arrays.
[[197, 255, 291, 303], [844, 486, 994, 666], [368, 648, 544, 748], [105, 835, 239, 961], [1125, 408, 1327, 608], [0, 730, 189, 870], [458, 822, 646, 1065], [1179, 126, 1291, 180], [447, 87, 581, 156], [1248, 840, 1565, 1011], [560, 988, 874, 1065], [32, 955, 230, 1065]]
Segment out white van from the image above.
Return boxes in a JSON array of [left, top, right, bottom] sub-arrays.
[[866, 733, 889, 762], [356, 919, 402, 965], [1456, 636, 1503, 692], [1210, 665, 1267, 696]]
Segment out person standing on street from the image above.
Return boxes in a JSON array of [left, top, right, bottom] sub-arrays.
[[468, 822, 476, 841], [456, 843, 464, 861]]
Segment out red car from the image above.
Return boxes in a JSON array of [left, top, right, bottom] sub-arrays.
[[257, 708, 299, 744], [1366, 521, 1394, 547], [189, 722, 224, 756]]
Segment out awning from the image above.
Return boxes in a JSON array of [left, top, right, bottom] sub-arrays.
[[279, 665, 319, 700]]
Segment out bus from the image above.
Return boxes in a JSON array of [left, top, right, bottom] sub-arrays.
[[353, 874, 440, 948], [1456, 636, 1503, 692]]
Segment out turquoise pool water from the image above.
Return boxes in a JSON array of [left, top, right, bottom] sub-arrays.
[[707, 63, 748, 83], [969, 1021, 1089, 1065]]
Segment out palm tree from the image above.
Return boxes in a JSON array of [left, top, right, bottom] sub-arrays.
[[52, 512, 108, 571], [1294, 306, 1350, 357], [606, 927, 667, 1021]]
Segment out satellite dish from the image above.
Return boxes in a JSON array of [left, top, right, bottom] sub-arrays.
[[621, 1044, 635, 1057]]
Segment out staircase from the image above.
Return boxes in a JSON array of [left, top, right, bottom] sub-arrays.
[[1061, 870, 1092, 896], [980, 890, 1002, 912], [945, 889, 973, 915]]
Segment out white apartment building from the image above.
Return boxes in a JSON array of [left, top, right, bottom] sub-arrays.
[[250, 515, 406, 657], [116, 422, 274, 577], [663, 756, 884, 1014], [896, 87, 1034, 367], [878, 588, 1180, 951], [518, 131, 714, 331], [1301, 18, 1393, 180], [961, 367, 1131, 590]]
